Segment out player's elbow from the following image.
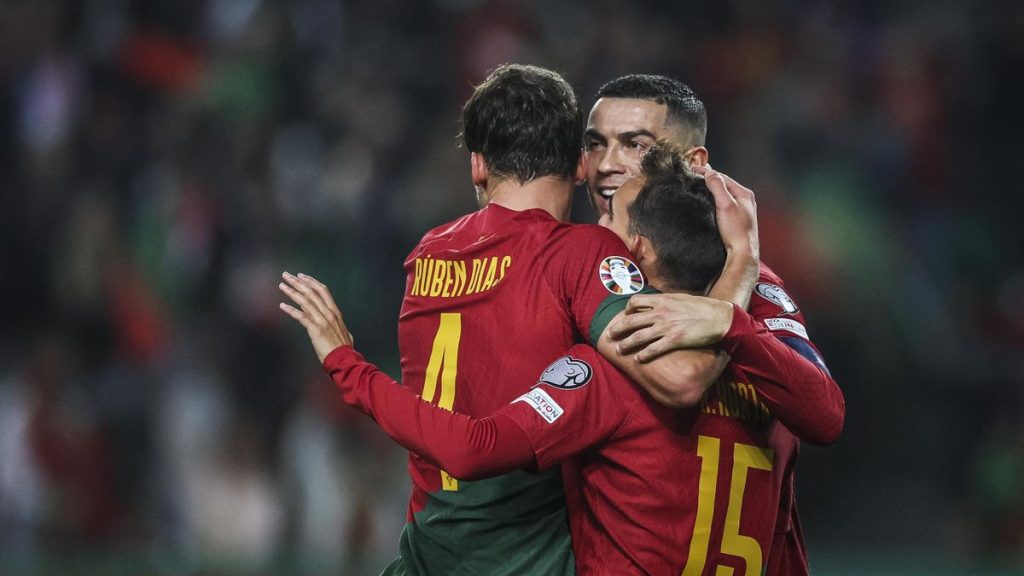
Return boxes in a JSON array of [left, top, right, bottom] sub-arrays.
[[803, 401, 846, 447], [668, 362, 717, 408], [439, 447, 491, 481]]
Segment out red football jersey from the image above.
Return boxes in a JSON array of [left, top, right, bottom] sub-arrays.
[[322, 261, 841, 576], [497, 343, 795, 576], [494, 264, 837, 575], [394, 203, 645, 574]]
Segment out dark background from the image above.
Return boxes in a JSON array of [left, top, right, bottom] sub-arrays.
[[1, 0, 1022, 574]]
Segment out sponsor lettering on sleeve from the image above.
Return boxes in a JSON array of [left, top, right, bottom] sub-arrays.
[[763, 317, 809, 340], [514, 388, 564, 424]]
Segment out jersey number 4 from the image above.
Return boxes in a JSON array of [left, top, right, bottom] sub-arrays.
[[682, 435, 774, 576], [423, 313, 461, 491]]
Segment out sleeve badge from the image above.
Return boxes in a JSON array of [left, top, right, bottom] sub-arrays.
[[538, 356, 592, 390], [599, 256, 645, 295], [754, 283, 799, 315]]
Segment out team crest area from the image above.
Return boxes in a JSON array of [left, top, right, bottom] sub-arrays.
[[599, 257, 644, 295]]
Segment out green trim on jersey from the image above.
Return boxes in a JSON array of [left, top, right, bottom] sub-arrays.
[[587, 286, 659, 345], [398, 468, 575, 576]]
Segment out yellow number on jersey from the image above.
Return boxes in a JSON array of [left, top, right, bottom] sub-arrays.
[[422, 313, 462, 491], [681, 435, 774, 576]]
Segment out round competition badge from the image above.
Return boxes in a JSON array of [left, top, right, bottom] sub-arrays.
[[599, 257, 644, 295]]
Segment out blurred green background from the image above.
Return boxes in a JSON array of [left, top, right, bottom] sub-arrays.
[[1, 0, 1022, 574]]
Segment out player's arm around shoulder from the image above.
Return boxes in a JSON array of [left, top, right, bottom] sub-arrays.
[[596, 317, 727, 409], [553, 225, 721, 408], [595, 166, 762, 408], [594, 252, 758, 408]]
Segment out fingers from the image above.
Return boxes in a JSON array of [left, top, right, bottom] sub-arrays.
[[607, 310, 655, 339], [281, 272, 333, 322], [694, 164, 755, 206], [615, 327, 661, 355], [279, 302, 315, 330], [297, 273, 344, 322], [634, 339, 673, 363], [709, 165, 754, 205], [701, 167, 738, 214], [279, 275, 330, 326], [719, 172, 755, 204], [624, 293, 658, 314]]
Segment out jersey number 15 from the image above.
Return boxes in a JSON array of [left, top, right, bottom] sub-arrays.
[[682, 435, 774, 576]]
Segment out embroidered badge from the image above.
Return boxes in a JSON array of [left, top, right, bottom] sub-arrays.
[[754, 283, 799, 315], [538, 356, 592, 390], [599, 257, 644, 295]]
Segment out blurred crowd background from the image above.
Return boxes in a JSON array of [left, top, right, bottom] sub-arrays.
[[1, 0, 1022, 574]]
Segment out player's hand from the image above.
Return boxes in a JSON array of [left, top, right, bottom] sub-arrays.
[[279, 272, 354, 363], [692, 164, 759, 263], [606, 293, 735, 362]]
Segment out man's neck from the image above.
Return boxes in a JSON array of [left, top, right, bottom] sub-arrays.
[[646, 274, 702, 297], [488, 175, 574, 222]]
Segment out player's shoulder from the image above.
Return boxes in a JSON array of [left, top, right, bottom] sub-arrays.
[[753, 262, 799, 311], [550, 222, 623, 244], [542, 224, 631, 265], [751, 261, 809, 334], [406, 211, 482, 261], [418, 211, 478, 244], [757, 262, 786, 285]]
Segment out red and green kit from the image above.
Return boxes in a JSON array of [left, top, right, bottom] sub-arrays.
[[328, 263, 843, 575], [385, 203, 646, 575]]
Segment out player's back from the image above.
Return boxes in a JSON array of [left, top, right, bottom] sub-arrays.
[[564, 264, 815, 575], [396, 203, 639, 575], [525, 344, 794, 576]]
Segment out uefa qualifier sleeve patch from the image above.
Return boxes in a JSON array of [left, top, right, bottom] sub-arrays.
[[754, 282, 799, 315], [538, 356, 593, 390], [599, 256, 644, 295]]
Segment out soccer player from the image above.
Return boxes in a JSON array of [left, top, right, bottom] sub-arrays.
[[584, 74, 843, 573], [281, 143, 844, 574], [280, 64, 755, 575]]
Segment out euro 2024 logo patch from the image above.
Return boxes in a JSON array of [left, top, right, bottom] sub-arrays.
[[538, 356, 592, 390], [599, 256, 644, 295]]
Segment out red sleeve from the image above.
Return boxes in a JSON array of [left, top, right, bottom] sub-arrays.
[[721, 305, 845, 446], [495, 345, 637, 471], [547, 225, 649, 344], [322, 346, 535, 480]]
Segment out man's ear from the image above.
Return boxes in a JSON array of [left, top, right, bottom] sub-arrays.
[[632, 234, 655, 269], [686, 146, 709, 167], [574, 152, 587, 185], [471, 152, 488, 188]]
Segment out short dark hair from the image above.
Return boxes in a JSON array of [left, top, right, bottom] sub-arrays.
[[628, 142, 724, 293], [460, 64, 582, 183], [596, 74, 707, 147]]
